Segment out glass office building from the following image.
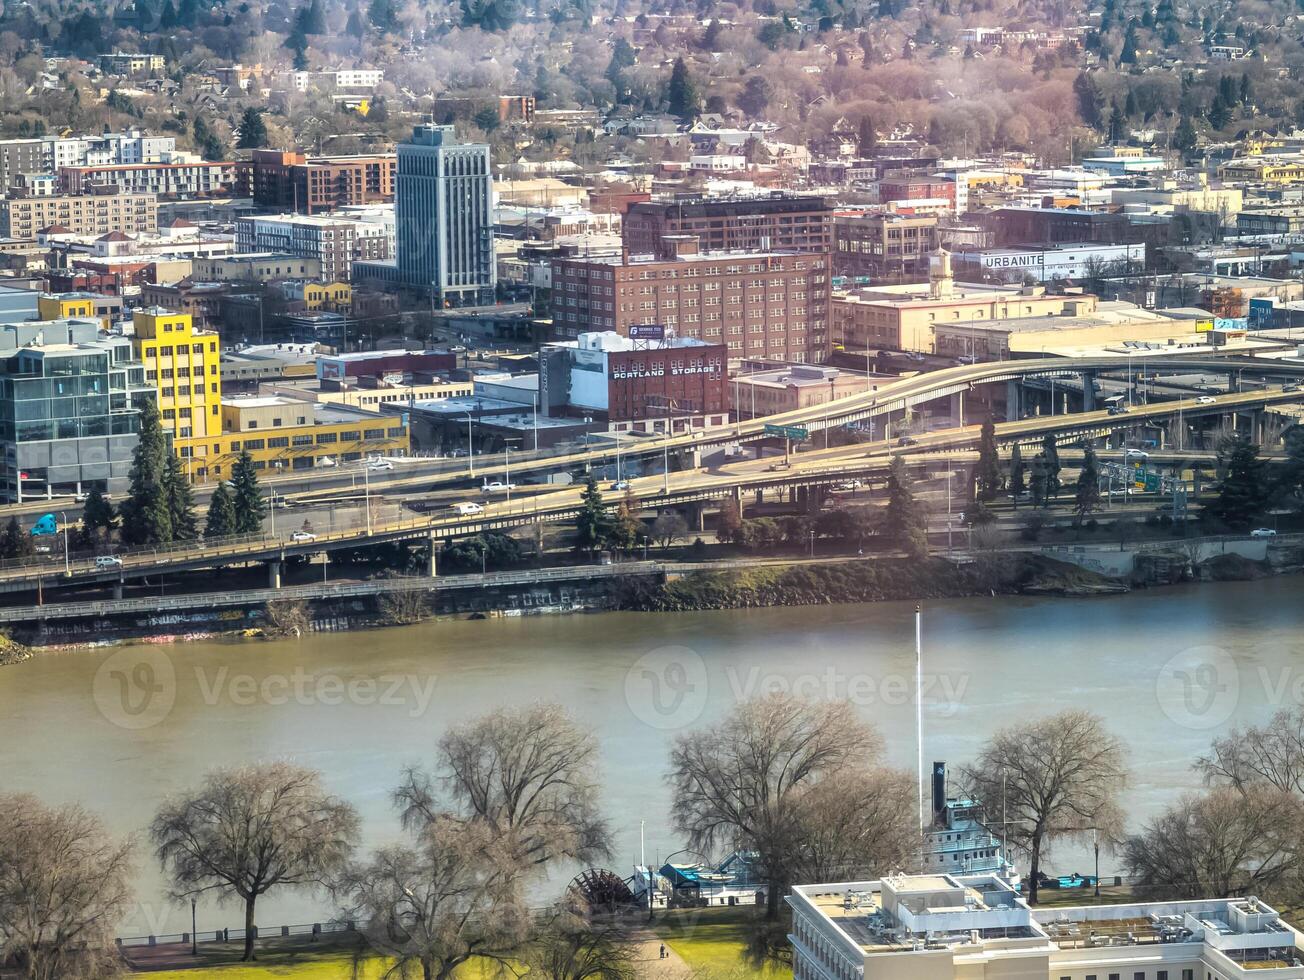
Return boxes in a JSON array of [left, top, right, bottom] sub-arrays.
[[0, 318, 154, 501]]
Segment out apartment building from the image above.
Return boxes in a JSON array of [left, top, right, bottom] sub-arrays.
[[57, 159, 236, 198], [192, 253, 324, 282], [551, 234, 832, 362], [789, 872, 1304, 980], [98, 53, 165, 74], [130, 308, 222, 453], [282, 280, 351, 312], [622, 194, 833, 256], [45, 132, 177, 169], [36, 291, 123, 328], [235, 150, 397, 214], [834, 213, 939, 280], [0, 138, 43, 188], [0, 191, 157, 239], [235, 213, 390, 282], [137, 281, 235, 331]]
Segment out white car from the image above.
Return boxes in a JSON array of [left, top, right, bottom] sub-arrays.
[[1195, 395, 1217, 405], [481, 480, 517, 493], [1124, 449, 1149, 461], [452, 502, 485, 516], [366, 459, 394, 471], [95, 555, 123, 569], [611, 480, 630, 491], [318, 456, 337, 467], [291, 530, 317, 543], [1251, 528, 1278, 538], [832, 480, 863, 491]]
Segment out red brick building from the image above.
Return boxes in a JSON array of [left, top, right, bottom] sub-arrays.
[[551, 235, 832, 362], [622, 194, 833, 256], [235, 151, 397, 214]]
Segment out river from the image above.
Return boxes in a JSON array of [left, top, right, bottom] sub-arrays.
[[2, 577, 1301, 935]]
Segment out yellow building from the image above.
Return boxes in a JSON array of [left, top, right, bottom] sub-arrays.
[[38, 292, 121, 329], [286, 281, 352, 312], [130, 308, 222, 452], [199, 396, 409, 479], [1218, 156, 1304, 184]]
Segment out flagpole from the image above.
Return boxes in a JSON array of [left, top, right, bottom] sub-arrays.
[[916, 603, 925, 840]]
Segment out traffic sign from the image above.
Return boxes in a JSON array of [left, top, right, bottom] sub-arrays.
[[764, 423, 809, 441]]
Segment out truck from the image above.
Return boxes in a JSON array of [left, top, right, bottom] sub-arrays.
[[451, 502, 485, 516], [29, 514, 57, 536]]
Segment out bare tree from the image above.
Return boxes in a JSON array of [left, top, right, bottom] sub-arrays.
[[961, 710, 1128, 904], [151, 762, 360, 962], [1124, 785, 1304, 900], [343, 816, 531, 980], [395, 703, 610, 870], [786, 766, 919, 885], [651, 510, 689, 552], [1198, 708, 1304, 796], [0, 795, 134, 980], [668, 693, 884, 918], [526, 895, 639, 980]]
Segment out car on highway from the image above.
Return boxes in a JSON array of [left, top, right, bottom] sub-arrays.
[[95, 555, 123, 569], [365, 458, 394, 471], [897, 435, 918, 446], [318, 456, 337, 467], [767, 461, 791, 471], [1124, 449, 1149, 461], [611, 480, 630, 491], [831, 480, 863, 491], [451, 502, 485, 516], [1251, 528, 1278, 538], [1195, 395, 1217, 405], [1107, 404, 1129, 415], [1285, 384, 1301, 394], [291, 530, 317, 543], [481, 480, 517, 493]]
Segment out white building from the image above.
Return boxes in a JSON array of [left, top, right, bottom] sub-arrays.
[[43, 131, 178, 170], [953, 242, 1145, 282], [789, 872, 1304, 980], [235, 213, 391, 281]]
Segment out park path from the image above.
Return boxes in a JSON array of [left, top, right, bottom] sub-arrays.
[[629, 925, 694, 979]]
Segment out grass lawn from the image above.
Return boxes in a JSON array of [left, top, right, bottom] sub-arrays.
[[139, 950, 509, 978], [653, 907, 789, 978], [1030, 883, 1133, 908]]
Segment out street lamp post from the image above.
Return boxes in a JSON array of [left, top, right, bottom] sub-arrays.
[[59, 511, 68, 576], [191, 897, 197, 956], [1093, 828, 1100, 898], [363, 464, 372, 535], [463, 410, 475, 479]]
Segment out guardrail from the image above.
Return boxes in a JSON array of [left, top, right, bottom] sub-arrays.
[[117, 920, 356, 949]]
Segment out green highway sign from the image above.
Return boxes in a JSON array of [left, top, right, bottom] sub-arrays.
[[764, 423, 809, 441]]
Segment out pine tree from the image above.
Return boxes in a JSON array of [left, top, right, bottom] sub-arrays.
[[858, 115, 877, 155], [1041, 433, 1061, 501], [1207, 435, 1268, 530], [165, 453, 198, 541], [975, 417, 1002, 501], [885, 456, 927, 558], [159, 0, 177, 27], [574, 476, 609, 555], [229, 450, 266, 535], [205, 482, 237, 539], [120, 400, 173, 546], [236, 107, 268, 149], [82, 488, 117, 540], [367, 0, 399, 32], [1074, 446, 1102, 527], [1009, 444, 1026, 496], [1173, 115, 1198, 153], [608, 492, 643, 552], [1029, 453, 1049, 507], [666, 57, 700, 121], [0, 516, 32, 559], [346, 8, 366, 36]]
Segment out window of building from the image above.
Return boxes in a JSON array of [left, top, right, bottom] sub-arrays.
[[244, 438, 265, 450], [268, 437, 289, 448]]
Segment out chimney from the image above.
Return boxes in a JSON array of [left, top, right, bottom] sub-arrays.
[[931, 761, 948, 824]]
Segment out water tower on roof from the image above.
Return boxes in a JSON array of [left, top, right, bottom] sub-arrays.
[[928, 247, 954, 300]]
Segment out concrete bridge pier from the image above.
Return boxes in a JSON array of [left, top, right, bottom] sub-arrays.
[[1080, 371, 1096, 412], [427, 534, 439, 577], [687, 502, 705, 533], [730, 485, 744, 519], [113, 579, 123, 600], [268, 560, 282, 590], [1006, 380, 1022, 421], [949, 391, 965, 426]]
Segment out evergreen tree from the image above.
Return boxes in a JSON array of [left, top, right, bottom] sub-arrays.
[[302, 0, 327, 32], [159, 0, 177, 27], [229, 450, 266, 535], [367, 0, 399, 31], [1239, 72, 1253, 106], [666, 57, 700, 121], [857, 115, 877, 155], [1119, 24, 1138, 62], [608, 492, 643, 552], [205, 482, 237, 539], [1277, 425, 1304, 510], [885, 456, 927, 558], [1009, 444, 1026, 496], [574, 476, 609, 555], [120, 400, 173, 546], [975, 417, 1002, 501], [0, 516, 32, 559], [606, 37, 636, 93], [82, 488, 117, 540], [165, 453, 198, 542], [1108, 100, 1126, 142], [1041, 433, 1061, 500], [1073, 71, 1105, 129], [346, 8, 366, 35], [235, 107, 268, 149], [177, 0, 199, 27], [1074, 446, 1102, 527], [1207, 95, 1232, 129], [1029, 453, 1049, 508], [1173, 115, 1198, 153], [1207, 435, 1268, 529]]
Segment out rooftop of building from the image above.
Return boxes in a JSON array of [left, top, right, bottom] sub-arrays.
[[838, 280, 1050, 306], [574, 247, 809, 267]]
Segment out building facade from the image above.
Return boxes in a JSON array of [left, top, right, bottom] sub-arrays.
[[130, 308, 222, 453], [235, 150, 397, 214], [0, 317, 153, 501], [0, 139, 44, 189], [622, 194, 833, 256], [834, 213, 939, 280], [363, 124, 494, 306], [952, 242, 1146, 283], [192, 253, 324, 282], [0, 191, 157, 239], [57, 160, 236, 198], [235, 214, 390, 282], [552, 235, 832, 362]]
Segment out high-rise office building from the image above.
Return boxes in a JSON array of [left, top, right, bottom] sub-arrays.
[[354, 124, 494, 307]]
